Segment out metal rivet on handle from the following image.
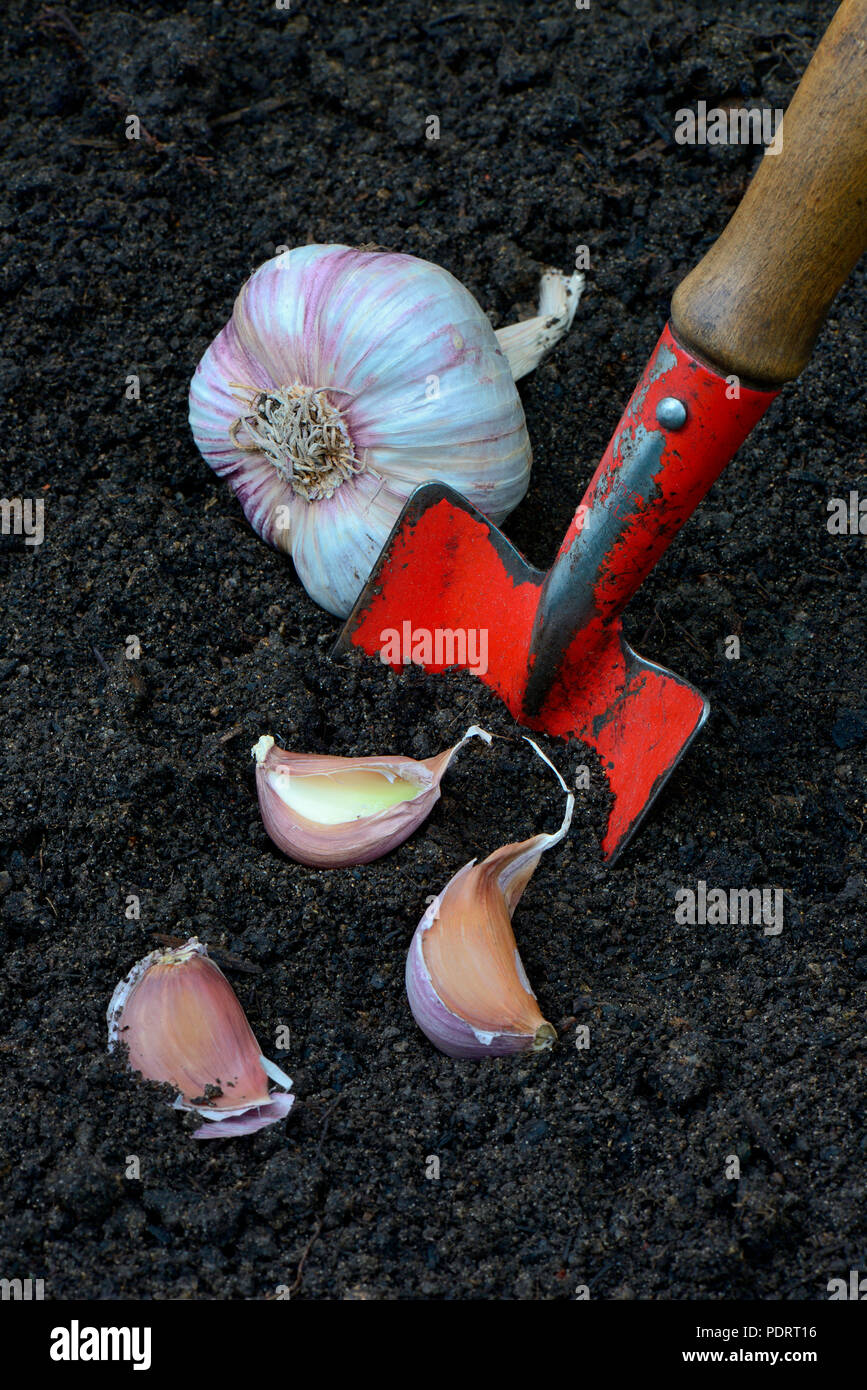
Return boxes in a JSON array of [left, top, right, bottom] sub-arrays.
[[656, 396, 687, 430]]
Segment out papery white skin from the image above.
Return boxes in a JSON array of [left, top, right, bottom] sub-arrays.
[[406, 739, 574, 1059], [107, 939, 294, 1141], [252, 725, 491, 868], [495, 268, 584, 381], [189, 245, 582, 617]]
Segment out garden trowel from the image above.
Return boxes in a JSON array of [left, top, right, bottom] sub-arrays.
[[335, 0, 867, 860]]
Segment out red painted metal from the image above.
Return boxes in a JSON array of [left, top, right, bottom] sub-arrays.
[[339, 324, 779, 859], [554, 323, 776, 615], [348, 498, 542, 710]]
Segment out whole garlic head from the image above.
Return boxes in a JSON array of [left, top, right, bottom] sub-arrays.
[[189, 245, 580, 618]]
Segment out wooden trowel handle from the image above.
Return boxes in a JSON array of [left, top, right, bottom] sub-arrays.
[[671, 0, 867, 388], [524, 3, 867, 719]]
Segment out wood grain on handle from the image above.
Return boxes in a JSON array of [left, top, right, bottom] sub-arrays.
[[671, 0, 867, 387]]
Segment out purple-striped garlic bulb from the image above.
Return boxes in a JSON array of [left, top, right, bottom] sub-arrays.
[[189, 244, 582, 617]]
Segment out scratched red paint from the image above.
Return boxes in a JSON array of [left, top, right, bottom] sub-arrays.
[[346, 324, 780, 859], [348, 499, 542, 708], [526, 625, 706, 856], [555, 324, 778, 618]]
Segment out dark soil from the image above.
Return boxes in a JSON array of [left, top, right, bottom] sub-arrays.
[[1, 0, 865, 1301]]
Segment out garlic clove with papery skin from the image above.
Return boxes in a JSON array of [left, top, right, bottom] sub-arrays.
[[406, 740, 574, 1059], [107, 939, 294, 1140], [189, 245, 582, 618], [252, 725, 492, 868]]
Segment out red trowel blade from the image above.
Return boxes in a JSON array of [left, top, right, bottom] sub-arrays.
[[333, 482, 707, 861]]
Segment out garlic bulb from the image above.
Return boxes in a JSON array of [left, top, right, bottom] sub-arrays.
[[406, 740, 573, 1058], [189, 244, 582, 617], [252, 725, 491, 868], [108, 939, 294, 1140]]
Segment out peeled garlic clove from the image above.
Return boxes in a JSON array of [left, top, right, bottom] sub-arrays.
[[406, 740, 573, 1058], [189, 245, 580, 618], [495, 268, 584, 381], [107, 939, 293, 1140], [252, 725, 491, 868]]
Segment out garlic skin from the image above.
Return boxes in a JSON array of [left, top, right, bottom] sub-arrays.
[[406, 740, 574, 1058], [107, 939, 294, 1140], [189, 245, 581, 618], [252, 725, 491, 868], [495, 268, 584, 381]]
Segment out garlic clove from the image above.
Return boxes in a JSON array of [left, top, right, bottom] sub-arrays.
[[190, 245, 580, 618], [252, 725, 491, 868], [406, 739, 574, 1058], [108, 939, 293, 1140], [495, 269, 585, 381]]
